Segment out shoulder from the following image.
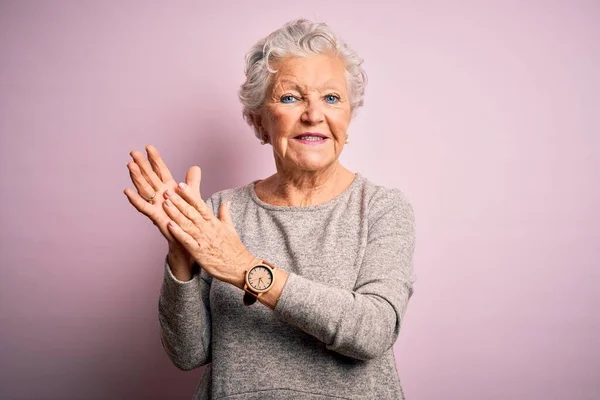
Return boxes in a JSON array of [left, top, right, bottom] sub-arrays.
[[356, 174, 415, 228], [204, 182, 254, 215]]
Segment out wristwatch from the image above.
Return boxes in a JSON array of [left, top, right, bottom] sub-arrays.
[[243, 260, 276, 306]]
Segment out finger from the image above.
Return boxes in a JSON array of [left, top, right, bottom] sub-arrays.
[[167, 220, 200, 253], [219, 202, 234, 226], [185, 166, 202, 199], [127, 162, 156, 201], [176, 181, 213, 221], [130, 149, 162, 190], [146, 145, 174, 183], [124, 188, 157, 218], [163, 194, 204, 238], [124, 188, 175, 241]]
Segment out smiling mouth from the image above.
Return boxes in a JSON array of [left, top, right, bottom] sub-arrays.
[[295, 136, 326, 141], [294, 133, 328, 142]]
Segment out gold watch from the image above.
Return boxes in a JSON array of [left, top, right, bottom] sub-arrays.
[[243, 260, 276, 306]]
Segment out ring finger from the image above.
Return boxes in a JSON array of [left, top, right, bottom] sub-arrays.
[[130, 150, 162, 191], [127, 162, 156, 202]]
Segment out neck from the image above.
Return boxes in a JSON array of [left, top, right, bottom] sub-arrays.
[[259, 161, 354, 207]]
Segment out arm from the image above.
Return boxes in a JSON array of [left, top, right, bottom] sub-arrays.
[[124, 147, 214, 370], [157, 199, 216, 371], [270, 191, 416, 361], [159, 181, 414, 361]]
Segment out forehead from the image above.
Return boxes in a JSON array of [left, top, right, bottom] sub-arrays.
[[271, 53, 347, 91]]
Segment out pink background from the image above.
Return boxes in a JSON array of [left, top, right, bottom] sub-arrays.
[[1, 1, 598, 399]]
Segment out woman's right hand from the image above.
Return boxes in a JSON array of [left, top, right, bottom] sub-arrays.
[[123, 145, 201, 279]]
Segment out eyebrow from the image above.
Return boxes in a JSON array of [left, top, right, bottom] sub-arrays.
[[276, 79, 345, 91]]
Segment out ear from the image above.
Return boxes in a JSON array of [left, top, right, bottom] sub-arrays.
[[250, 114, 263, 132]]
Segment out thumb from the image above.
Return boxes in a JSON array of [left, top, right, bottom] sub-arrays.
[[185, 166, 202, 197], [219, 201, 234, 226]]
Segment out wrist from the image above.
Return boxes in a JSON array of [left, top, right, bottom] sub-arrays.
[[168, 249, 194, 281], [240, 258, 285, 309], [233, 255, 262, 290], [258, 268, 288, 310]]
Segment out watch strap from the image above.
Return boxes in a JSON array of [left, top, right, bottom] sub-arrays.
[[243, 292, 258, 306]]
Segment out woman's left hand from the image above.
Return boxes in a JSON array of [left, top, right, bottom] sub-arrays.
[[162, 167, 259, 289]]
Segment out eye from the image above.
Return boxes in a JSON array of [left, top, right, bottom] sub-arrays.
[[280, 95, 298, 104], [324, 94, 340, 104]]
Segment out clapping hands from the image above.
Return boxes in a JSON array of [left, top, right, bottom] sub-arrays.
[[124, 145, 257, 287]]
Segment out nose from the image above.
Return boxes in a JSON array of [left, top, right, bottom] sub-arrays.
[[300, 97, 325, 125]]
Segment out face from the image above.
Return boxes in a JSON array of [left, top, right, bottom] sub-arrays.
[[256, 53, 352, 174]]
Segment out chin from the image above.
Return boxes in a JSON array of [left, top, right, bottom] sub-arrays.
[[294, 157, 337, 173]]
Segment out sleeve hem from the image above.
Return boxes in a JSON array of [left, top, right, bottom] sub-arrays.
[[164, 255, 198, 284], [161, 255, 201, 302]]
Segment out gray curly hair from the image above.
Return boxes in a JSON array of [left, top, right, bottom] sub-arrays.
[[238, 19, 368, 140]]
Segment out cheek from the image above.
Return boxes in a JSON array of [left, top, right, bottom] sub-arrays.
[[330, 111, 351, 134], [268, 110, 295, 132]]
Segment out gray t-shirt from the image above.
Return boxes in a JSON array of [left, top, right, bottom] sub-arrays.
[[158, 173, 416, 399]]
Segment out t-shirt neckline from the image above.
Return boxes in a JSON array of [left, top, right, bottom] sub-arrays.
[[248, 172, 363, 212]]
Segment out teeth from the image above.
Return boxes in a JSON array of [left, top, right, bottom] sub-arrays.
[[298, 136, 323, 141]]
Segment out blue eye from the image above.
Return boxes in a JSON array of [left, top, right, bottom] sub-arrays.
[[280, 95, 297, 104], [325, 94, 340, 104]]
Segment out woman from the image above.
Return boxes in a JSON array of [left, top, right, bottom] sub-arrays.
[[124, 19, 416, 400]]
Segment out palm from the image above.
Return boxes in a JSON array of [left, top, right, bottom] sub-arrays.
[[148, 178, 179, 242], [124, 145, 201, 256]]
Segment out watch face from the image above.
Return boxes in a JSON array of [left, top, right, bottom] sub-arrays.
[[247, 265, 274, 291]]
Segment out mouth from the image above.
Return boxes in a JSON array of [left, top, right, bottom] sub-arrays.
[[293, 133, 328, 144]]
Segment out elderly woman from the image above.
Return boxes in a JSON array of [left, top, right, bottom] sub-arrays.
[[124, 19, 416, 400]]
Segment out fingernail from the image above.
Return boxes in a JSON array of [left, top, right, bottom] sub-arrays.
[[165, 199, 172, 207], [178, 182, 187, 190], [165, 189, 174, 197]]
